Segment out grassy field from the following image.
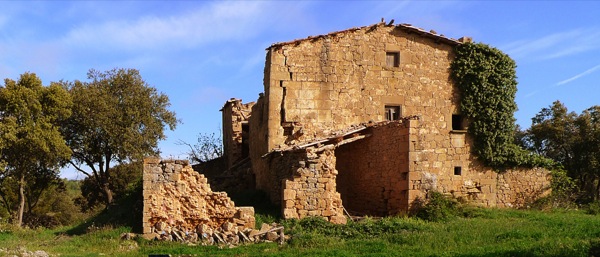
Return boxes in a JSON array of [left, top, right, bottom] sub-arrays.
[[2, 208, 600, 257]]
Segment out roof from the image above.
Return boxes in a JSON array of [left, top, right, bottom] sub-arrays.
[[267, 21, 468, 50], [263, 116, 419, 157]]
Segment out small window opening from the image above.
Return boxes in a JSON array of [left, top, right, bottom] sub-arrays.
[[385, 105, 401, 121], [452, 114, 466, 130], [241, 123, 250, 159], [454, 166, 462, 176], [386, 52, 400, 67]]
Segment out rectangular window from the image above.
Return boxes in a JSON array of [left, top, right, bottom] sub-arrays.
[[452, 114, 466, 131], [386, 52, 400, 67], [385, 105, 401, 121], [454, 166, 462, 176]]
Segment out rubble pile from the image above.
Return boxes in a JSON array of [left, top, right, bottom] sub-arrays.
[[143, 158, 256, 242], [130, 223, 287, 246]]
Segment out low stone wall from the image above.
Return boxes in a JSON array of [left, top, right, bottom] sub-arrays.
[[142, 158, 255, 238], [496, 167, 551, 208]]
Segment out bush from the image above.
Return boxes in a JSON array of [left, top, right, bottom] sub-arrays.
[[590, 238, 600, 257], [586, 202, 600, 215], [416, 191, 461, 222], [283, 216, 425, 240]]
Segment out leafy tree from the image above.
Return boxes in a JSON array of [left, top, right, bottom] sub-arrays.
[[0, 73, 72, 227], [75, 162, 142, 211], [526, 101, 600, 201], [528, 101, 577, 167], [61, 68, 177, 206]]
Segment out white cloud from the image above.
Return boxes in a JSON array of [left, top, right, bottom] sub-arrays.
[[502, 28, 600, 61], [556, 64, 600, 86], [62, 1, 270, 51]]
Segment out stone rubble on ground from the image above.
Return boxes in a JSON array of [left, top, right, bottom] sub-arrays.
[[0, 247, 49, 257], [123, 222, 287, 247]]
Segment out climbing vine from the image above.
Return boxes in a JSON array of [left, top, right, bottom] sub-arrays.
[[451, 43, 552, 170]]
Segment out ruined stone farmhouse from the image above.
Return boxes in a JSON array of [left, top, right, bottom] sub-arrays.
[[218, 21, 550, 224]]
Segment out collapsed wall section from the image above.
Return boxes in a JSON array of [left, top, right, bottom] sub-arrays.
[[142, 157, 255, 238]]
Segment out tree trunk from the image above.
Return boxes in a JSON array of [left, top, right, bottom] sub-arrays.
[[17, 173, 25, 227], [102, 182, 114, 206]]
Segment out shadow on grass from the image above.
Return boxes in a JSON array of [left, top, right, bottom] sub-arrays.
[[64, 180, 143, 236]]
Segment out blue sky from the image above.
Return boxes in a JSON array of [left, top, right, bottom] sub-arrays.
[[1, 1, 599, 179]]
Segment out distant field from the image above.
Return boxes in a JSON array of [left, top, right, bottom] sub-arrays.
[[2, 208, 600, 257]]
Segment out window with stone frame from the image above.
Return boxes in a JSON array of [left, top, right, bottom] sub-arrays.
[[386, 52, 400, 67], [385, 105, 401, 121]]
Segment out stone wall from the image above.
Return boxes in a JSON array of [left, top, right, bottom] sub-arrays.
[[262, 23, 460, 152], [232, 22, 551, 221], [496, 168, 551, 208], [280, 148, 346, 224], [143, 158, 255, 238], [405, 117, 500, 207], [336, 121, 410, 216], [252, 22, 469, 211], [222, 99, 254, 169]]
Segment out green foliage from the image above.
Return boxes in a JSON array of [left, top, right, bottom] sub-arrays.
[[2, 209, 600, 256], [585, 202, 600, 215], [284, 216, 426, 241], [415, 191, 461, 222], [0, 72, 72, 227], [451, 43, 553, 169], [551, 168, 578, 206], [590, 238, 600, 257], [75, 162, 142, 211], [60, 68, 177, 205], [525, 101, 600, 201], [69, 177, 143, 235]]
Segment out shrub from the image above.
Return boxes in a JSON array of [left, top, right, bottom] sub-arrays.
[[416, 191, 461, 222], [586, 202, 600, 215]]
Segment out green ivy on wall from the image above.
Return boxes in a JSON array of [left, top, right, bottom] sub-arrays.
[[451, 43, 552, 170]]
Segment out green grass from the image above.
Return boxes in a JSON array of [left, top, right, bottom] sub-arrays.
[[2, 208, 600, 256]]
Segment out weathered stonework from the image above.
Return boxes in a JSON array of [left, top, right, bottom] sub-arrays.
[[221, 21, 551, 222], [277, 148, 346, 224], [222, 99, 254, 169], [142, 157, 255, 238]]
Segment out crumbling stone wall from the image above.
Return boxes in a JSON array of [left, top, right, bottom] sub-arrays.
[[222, 99, 254, 169], [251, 23, 470, 211], [336, 121, 410, 216], [279, 148, 346, 224], [262, 23, 460, 151], [231, 22, 551, 221], [143, 158, 255, 238]]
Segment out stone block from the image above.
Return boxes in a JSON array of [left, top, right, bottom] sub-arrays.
[[329, 215, 347, 225], [283, 189, 296, 200]]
